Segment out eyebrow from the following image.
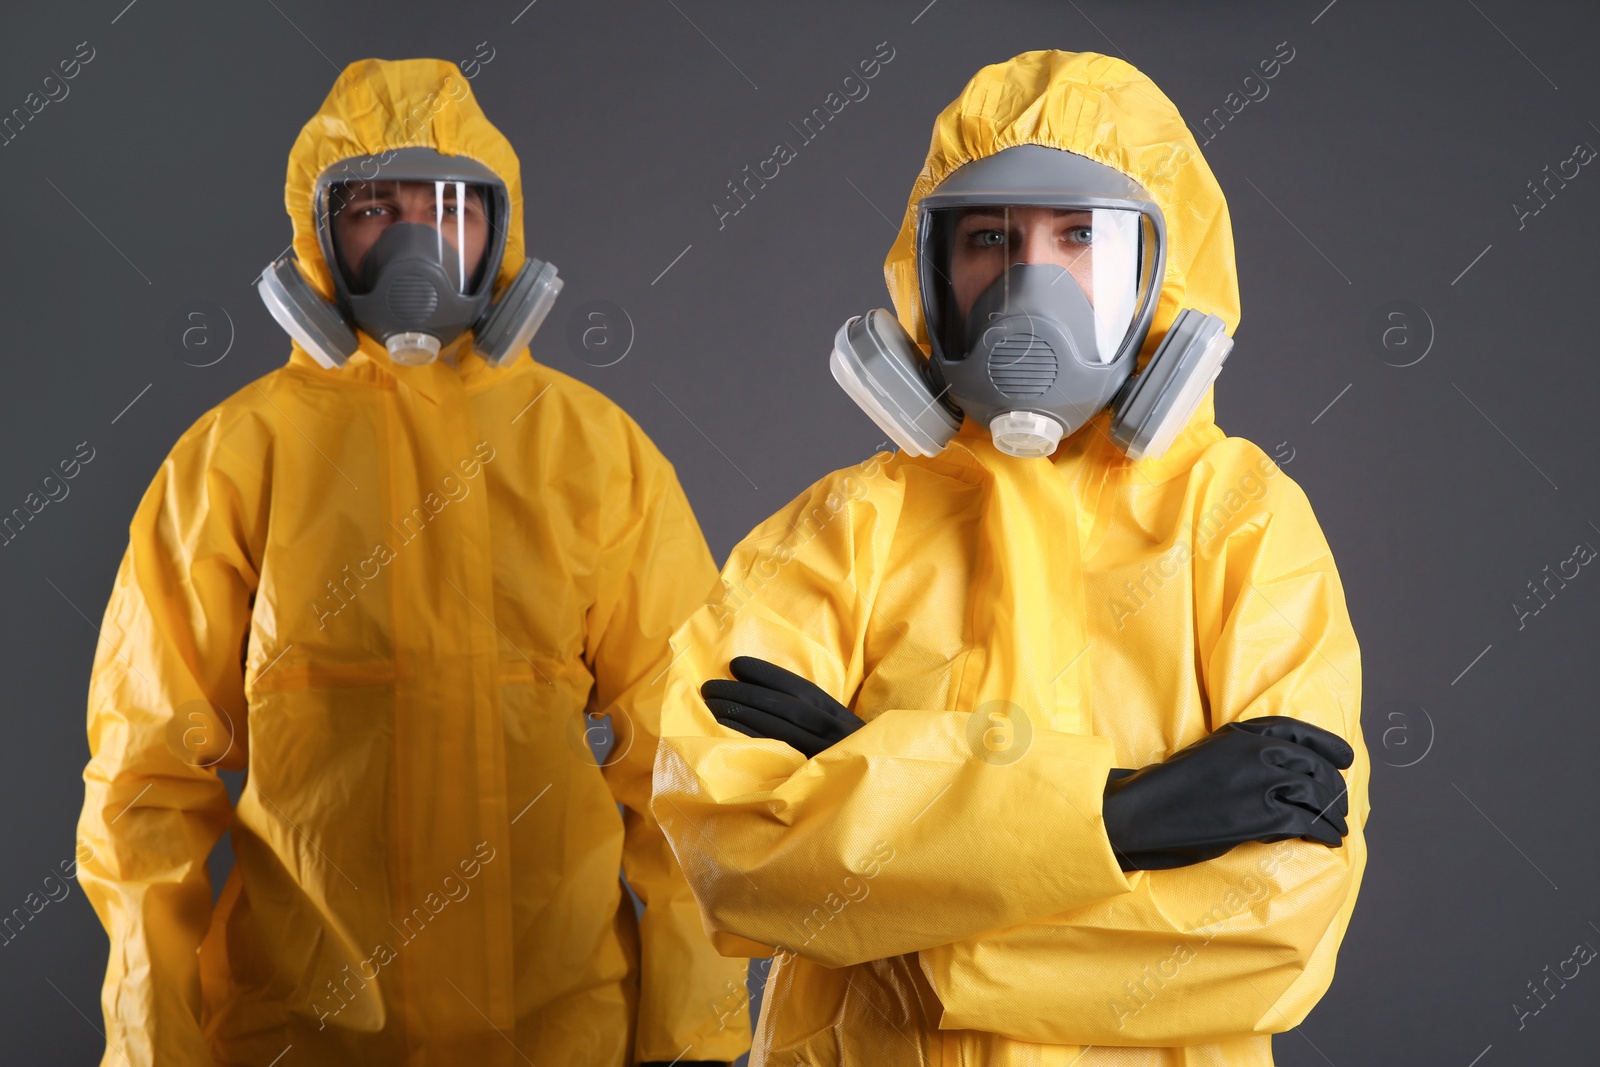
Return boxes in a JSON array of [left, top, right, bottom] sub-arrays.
[[957, 207, 1092, 225]]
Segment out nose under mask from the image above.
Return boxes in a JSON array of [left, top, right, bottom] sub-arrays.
[[935, 262, 1134, 456], [344, 222, 493, 365]]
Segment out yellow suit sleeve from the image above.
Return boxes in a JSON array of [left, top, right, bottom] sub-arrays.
[[594, 428, 752, 1064], [652, 469, 1132, 970], [76, 412, 261, 1067], [921, 451, 1369, 1047]]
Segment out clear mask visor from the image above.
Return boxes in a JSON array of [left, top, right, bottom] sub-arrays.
[[925, 204, 1151, 364], [326, 178, 494, 296]]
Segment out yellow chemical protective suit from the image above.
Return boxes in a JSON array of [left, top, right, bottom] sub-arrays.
[[652, 51, 1367, 1067], [77, 58, 749, 1067]]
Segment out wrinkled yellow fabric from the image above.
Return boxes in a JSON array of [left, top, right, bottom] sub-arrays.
[[653, 50, 1367, 1066], [77, 58, 749, 1067]]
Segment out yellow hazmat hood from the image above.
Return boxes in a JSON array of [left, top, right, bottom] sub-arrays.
[[884, 49, 1240, 427], [283, 58, 527, 303]]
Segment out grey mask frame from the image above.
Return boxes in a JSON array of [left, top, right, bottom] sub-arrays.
[[313, 146, 510, 356], [914, 145, 1169, 423], [256, 146, 564, 370], [829, 146, 1231, 462]]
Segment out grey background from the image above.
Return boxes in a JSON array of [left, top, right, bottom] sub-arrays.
[[3, 0, 1597, 1063]]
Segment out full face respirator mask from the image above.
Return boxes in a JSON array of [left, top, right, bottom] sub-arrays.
[[255, 147, 562, 369], [830, 144, 1232, 460]]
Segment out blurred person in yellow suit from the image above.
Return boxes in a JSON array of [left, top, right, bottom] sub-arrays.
[[76, 58, 748, 1067], [652, 50, 1367, 1066]]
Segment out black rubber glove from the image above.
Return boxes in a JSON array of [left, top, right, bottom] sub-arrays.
[[701, 657, 865, 758], [1102, 715, 1354, 871]]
